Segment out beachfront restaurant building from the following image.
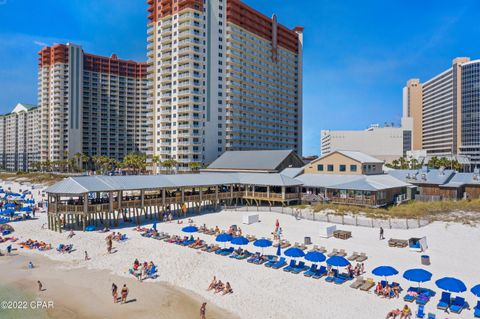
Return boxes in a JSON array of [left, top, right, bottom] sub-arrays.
[[297, 151, 411, 207], [389, 168, 480, 200], [44, 173, 303, 232]]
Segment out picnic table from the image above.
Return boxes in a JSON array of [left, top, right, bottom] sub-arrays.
[[388, 238, 408, 248], [333, 230, 352, 240]]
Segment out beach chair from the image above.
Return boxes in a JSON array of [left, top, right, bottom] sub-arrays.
[[347, 251, 359, 261], [334, 273, 351, 285], [449, 296, 467, 314], [291, 261, 308, 274], [206, 245, 220, 253], [283, 260, 297, 272], [325, 269, 339, 282], [304, 264, 318, 277], [356, 252, 368, 262], [312, 266, 327, 279], [404, 287, 418, 302], [318, 246, 327, 253], [247, 252, 260, 264], [349, 276, 365, 289], [359, 278, 375, 291], [271, 257, 287, 269], [427, 314, 435, 319], [216, 247, 234, 256], [416, 292, 431, 306], [474, 300, 480, 318], [281, 240, 291, 249], [416, 305, 425, 318], [436, 292, 451, 310], [310, 245, 319, 252], [337, 249, 347, 257], [327, 249, 338, 257]]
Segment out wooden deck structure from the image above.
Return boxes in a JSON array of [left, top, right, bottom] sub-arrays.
[[46, 176, 302, 232]]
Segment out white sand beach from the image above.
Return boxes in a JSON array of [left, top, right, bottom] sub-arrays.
[[1, 181, 480, 319]]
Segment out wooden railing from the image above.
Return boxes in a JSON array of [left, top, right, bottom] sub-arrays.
[[50, 191, 299, 214]]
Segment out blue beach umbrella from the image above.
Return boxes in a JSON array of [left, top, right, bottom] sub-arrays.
[[4, 203, 16, 208], [253, 239, 272, 248], [326, 256, 350, 268], [284, 247, 305, 258], [435, 277, 467, 293], [253, 238, 272, 255], [216, 233, 233, 248], [403, 269, 432, 285], [231, 236, 249, 246], [305, 251, 326, 263], [182, 225, 198, 233], [372, 266, 399, 278], [471, 284, 480, 297]]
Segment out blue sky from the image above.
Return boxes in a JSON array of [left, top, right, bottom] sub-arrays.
[[1, 0, 479, 155]]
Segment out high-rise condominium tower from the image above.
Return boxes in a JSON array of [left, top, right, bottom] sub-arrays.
[[402, 57, 480, 166], [38, 43, 149, 163], [147, 0, 303, 170], [0, 103, 41, 171]]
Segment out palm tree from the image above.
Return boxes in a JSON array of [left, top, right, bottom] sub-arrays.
[[188, 162, 202, 171], [428, 156, 440, 169], [162, 159, 178, 174], [151, 154, 161, 175], [391, 159, 400, 169], [122, 152, 147, 175]]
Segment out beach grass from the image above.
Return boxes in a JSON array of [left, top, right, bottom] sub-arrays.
[[0, 171, 66, 185], [312, 200, 480, 223]]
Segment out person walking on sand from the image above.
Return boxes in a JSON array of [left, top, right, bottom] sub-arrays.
[[121, 284, 129, 304], [200, 302, 207, 319], [85, 251, 89, 261], [37, 280, 43, 291], [379, 227, 384, 240], [112, 283, 118, 303]]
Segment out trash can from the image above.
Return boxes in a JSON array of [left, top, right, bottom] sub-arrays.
[[421, 255, 430, 266], [304, 236, 311, 245]]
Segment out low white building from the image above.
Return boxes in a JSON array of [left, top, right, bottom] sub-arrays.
[[321, 124, 411, 163]]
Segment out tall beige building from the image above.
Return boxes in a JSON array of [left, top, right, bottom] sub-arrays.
[[0, 103, 41, 171], [147, 0, 303, 170], [403, 57, 480, 166], [38, 43, 149, 163]]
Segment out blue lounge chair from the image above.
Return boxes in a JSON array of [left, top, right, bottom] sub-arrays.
[[215, 247, 234, 256], [312, 266, 327, 279], [449, 296, 467, 314], [325, 269, 339, 282], [416, 292, 431, 306], [291, 261, 309, 274], [427, 313, 436, 319], [271, 257, 287, 269], [283, 260, 297, 272], [247, 253, 260, 264], [416, 305, 425, 318], [436, 292, 451, 310], [303, 264, 318, 277], [474, 300, 480, 318], [334, 273, 351, 285]]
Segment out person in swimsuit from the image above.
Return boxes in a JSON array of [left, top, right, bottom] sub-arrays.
[[37, 280, 43, 291], [200, 302, 206, 319], [121, 284, 129, 304], [112, 283, 118, 303]]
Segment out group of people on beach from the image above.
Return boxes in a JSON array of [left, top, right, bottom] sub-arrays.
[[346, 262, 365, 278], [385, 305, 412, 319], [207, 276, 233, 295], [376, 281, 401, 298], [130, 259, 157, 282], [111, 283, 129, 304]]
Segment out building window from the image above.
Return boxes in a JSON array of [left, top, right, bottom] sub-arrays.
[[327, 164, 334, 172], [350, 164, 357, 172], [339, 164, 346, 172], [317, 164, 323, 171]]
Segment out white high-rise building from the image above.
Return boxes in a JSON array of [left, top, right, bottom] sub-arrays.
[[147, 0, 303, 170], [0, 103, 41, 171], [320, 124, 411, 163], [38, 43, 149, 163]]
